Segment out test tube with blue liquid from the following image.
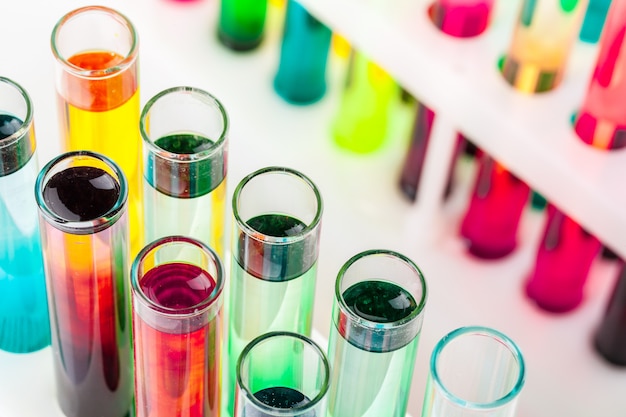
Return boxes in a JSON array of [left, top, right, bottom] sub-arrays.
[[0, 77, 50, 353]]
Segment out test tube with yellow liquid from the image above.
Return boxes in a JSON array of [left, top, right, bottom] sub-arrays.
[[51, 6, 143, 258], [501, 0, 589, 93]]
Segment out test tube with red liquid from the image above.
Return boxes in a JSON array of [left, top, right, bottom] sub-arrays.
[[428, 0, 497, 38], [574, 0, 626, 150], [525, 204, 601, 313], [131, 236, 224, 417], [35, 151, 133, 417], [459, 153, 531, 259]]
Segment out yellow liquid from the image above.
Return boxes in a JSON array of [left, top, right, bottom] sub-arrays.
[[58, 90, 143, 259]]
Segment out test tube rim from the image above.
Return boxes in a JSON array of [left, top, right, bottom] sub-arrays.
[[0, 76, 33, 153]]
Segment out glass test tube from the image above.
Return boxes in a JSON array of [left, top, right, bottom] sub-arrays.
[[35, 151, 133, 417], [574, 0, 626, 150], [326, 249, 427, 417], [273, 0, 332, 105], [579, 0, 612, 43], [332, 49, 398, 153], [594, 259, 626, 366], [525, 204, 602, 313], [459, 154, 531, 259], [500, 0, 589, 93], [234, 331, 330, 417], [227, 166, 323, 416], [131, 236, 224, 417], [51, 6, 143, 258], [420, 326, 526, 417], [217, 0, 268, 51], [0, 77, 50, 353], [141, 87, 228, 258], [428, 0, 497, 38]]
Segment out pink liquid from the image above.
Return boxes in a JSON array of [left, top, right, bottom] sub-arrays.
[[574, 1, 626, 149], [134, 262, 221, 417], [460, 154, 530, 259], [525, 205, 601, 313], [428, 0, 495, 38]]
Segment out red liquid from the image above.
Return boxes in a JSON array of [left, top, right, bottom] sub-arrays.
[[429, 0, 494, 38], [525, 205, 601, 313], [460, 154, 530, 259], [134, 262, 221, 417]]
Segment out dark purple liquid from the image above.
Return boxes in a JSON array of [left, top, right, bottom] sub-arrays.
[[43, 166, 120, 221], [594, 261, 626, 366]]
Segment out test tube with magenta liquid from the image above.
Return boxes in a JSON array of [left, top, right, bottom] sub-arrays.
[[428, 0, 497, 38]]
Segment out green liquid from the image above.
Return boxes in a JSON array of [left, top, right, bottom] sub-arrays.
[[154, 133, 214, 154], [327, 281, 419, 417], [227, 214, 318, 416]]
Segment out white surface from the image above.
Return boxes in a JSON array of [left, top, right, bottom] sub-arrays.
[[1, 0, 626, 416]]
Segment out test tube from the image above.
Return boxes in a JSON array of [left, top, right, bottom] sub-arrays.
[[525, 204, 602, 313], [141, 87, 228, 258], [273, 0, 332, 105], [428, 0, 497, 38], [131, 236, 224, 417], [326, 249, 427, 417], [0, 77, 49, 353], [332, 50, 398, 153], [35, 151, 133, 417], [500, 0, 589, 93], [459, 154, 531, 259], [594, 259, 626, 366], [217, 0, 268, 51], [51, 6, 143, 258], [227, 166, 323, 416], [574, 0, 626, 150], [234, 331, 330, 417], [420, 326, 526, 417], [579, 0, 612, 43]]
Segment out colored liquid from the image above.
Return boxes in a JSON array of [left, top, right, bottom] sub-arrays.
[[134, 263, 221, 417], [0, 113, 21, 138], [574, 2, 626, 150], [579, 0, 611, 43], [429, 0, 495, 38], [525, 205, 602, 313], [327, 281, 419, 417], [41, 165, 132, 416], [244, 387, 313, 417], [594, 261, 626, 366], [0, 143, 49, 353], [274, 0, 332, 104], [57, 50, 142, 257], [228, 214, 317, 416], [501, 0, 587, 93], [144, 133, 226, 256], [218, 0, 268, 51], [459, 155, 530, 259], [333, 51, 397, 153]]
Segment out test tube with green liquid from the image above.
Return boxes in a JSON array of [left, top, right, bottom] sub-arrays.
[[217, 0, 268, 51], [332, 50, 397, 153]]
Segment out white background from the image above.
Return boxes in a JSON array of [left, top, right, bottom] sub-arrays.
[[1, 0, 626, 416]]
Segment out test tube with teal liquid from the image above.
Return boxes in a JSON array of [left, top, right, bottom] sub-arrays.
[[273, 0, 332, 104], [579, 0, 612, 43], [0, 77, 50, 353], [326, 249, 428, 417]]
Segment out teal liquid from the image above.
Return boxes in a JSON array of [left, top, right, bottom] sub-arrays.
[[0, 149, 50, 353], [273, 0, 332, 104], [144, 133, 226, 257], [227, 214, 317, 416], [327, 281, 419, 417]]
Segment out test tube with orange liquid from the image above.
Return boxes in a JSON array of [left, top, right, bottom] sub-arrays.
[[51, 6, 143, 258]]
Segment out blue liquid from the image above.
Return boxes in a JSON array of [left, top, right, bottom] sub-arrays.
[[0, 142, 50, 353], [579, 0, 612, 44], [273, 0, 332, 104]]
